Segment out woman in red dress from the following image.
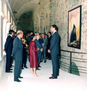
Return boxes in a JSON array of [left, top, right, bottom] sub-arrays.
[[29, 35, 38, 77]]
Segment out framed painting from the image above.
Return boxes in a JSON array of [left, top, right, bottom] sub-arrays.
[[68, 5, 82, 49]]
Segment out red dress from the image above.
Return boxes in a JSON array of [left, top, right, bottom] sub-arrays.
[[29, 40, 38, 68]]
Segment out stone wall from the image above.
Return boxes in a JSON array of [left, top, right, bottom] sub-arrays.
[[33, 0, 51, 33]]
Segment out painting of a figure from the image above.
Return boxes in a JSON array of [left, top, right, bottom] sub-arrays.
[[68, 5, 81, 49]]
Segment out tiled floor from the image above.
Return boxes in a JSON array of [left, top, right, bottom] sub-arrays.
[[0, 60, 87, 91]]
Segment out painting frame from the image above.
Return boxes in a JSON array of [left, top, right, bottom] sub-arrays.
[[68, 5, 82, 49]]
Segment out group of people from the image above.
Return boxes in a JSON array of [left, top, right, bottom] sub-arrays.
[[4, 24, 60, 82]]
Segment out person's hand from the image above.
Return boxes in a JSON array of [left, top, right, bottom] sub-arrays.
[[37, 48, 39, 51], [41, 48, 43, 52], [26, 44, 28, 48], [48, 50, 50, 53]]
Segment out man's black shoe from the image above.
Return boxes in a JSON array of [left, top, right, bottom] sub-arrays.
[[38, 65, 41, 68], [19, 76, 23, 78], [14, 79, 21, 82], [49, 76, 57, 79], [6, 71, 12, 73], [24, 66, 28, 68]]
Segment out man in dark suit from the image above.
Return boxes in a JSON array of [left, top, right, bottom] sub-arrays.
[[4, 30, 14, 73], [12, 30, 23, 82], [47, 32, 51, 60], [48, 24, 60, 79], [35, 34, 43, 68], [43, 34, 48, 63]]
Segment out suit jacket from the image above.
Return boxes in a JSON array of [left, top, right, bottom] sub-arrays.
[[12, 37, 23, 59], [35, 39, 43, 54], [43, 38, 48, 50], [50, 32, 60, 56], [47, 36, 51, 49], [5, 35, 13, 55]]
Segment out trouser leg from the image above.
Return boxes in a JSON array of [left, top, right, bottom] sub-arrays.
[[14, 59, 22, 80], [51, 55, 59, 78], [6, 54, 11, 72]]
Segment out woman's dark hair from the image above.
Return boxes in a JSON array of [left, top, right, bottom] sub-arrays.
[[51, 24, 58, 31]]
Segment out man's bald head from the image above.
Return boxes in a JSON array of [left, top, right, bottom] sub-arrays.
[[17, 30, 23, 38], [17, 30, 23, 35]]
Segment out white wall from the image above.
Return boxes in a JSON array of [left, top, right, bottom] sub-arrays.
[[0, 56, 6, 78]]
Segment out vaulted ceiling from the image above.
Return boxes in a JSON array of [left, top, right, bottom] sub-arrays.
[[8, 0, 40, 19]]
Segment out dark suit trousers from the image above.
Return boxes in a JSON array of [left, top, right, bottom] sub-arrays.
[[43, 48, 47, 62], [6, 53, 12, 72], [51, 54, 59, 78], [37, 52, 42, 65], [14, 57, 22, 80], [22, 52, 27, 67]]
